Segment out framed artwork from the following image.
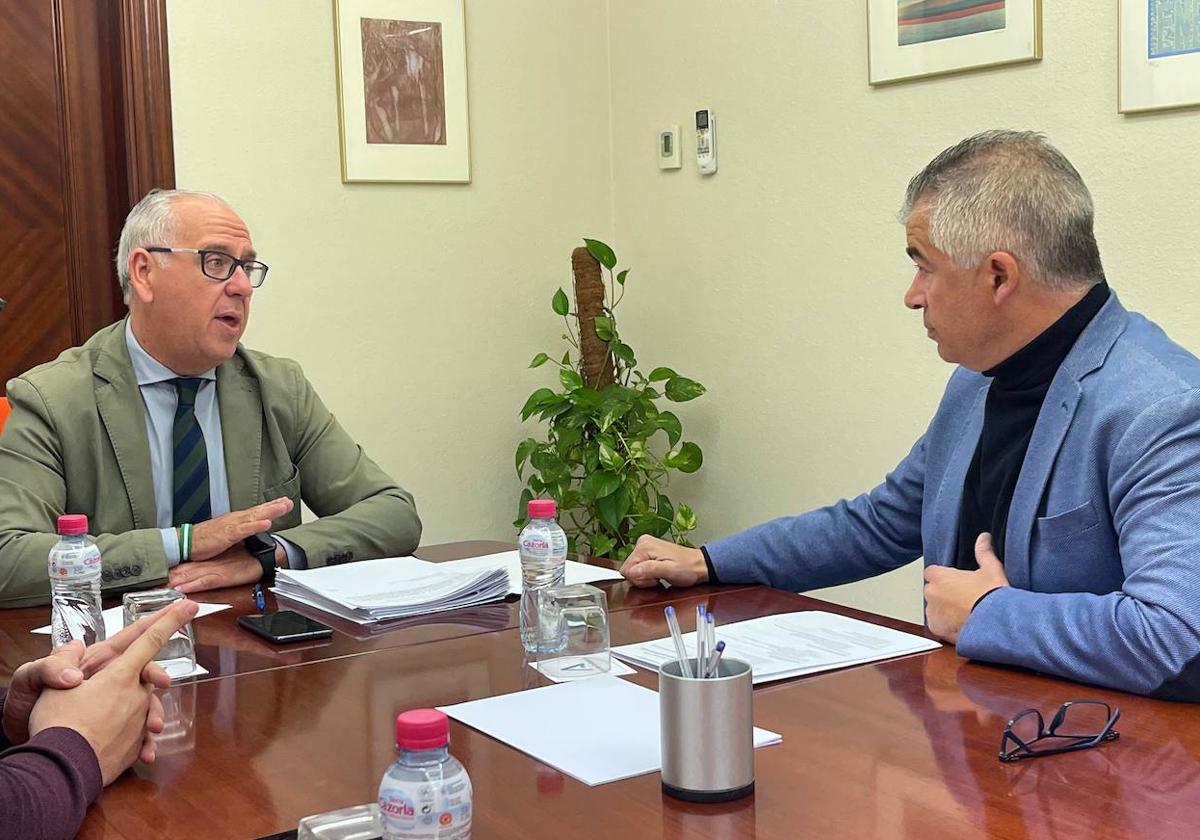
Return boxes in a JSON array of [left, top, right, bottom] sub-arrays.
[[867, 1, 1043, 85], [333, 0, 471, 182], [1120, 0, 1200, 113]]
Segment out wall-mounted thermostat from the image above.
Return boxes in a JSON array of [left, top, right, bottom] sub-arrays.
[[695, 108, 717, 175], [658, 126, 681, 170]]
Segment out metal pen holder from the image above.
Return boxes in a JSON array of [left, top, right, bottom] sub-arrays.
[[659, 657, 754, 802]]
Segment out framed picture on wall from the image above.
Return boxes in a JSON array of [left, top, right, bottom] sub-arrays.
[[867, 1, 1042, 85], [333, 0, 471, 182], [1119, 0, 1200, 113]]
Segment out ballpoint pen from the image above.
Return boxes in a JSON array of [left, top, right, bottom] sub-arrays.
[[705, 640, 726, 678], [696, 604, 707, 678], [252, 583, 266, 612], [664, 606, 694, 678], [700, 614, 710, 681]]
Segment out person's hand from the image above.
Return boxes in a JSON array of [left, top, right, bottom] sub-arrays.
[[3, 641, 87, 745], [188, 497, 293, 562], [4, 606, 191, 745], [620, 535, 710, 589], [29, 599, 200, 785], [923, 532, 1010, 643], [168, 545, 264, 594]]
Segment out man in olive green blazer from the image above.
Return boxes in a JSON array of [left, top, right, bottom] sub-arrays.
[[0, 190, 420, 608]]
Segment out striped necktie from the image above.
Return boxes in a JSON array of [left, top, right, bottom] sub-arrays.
[[172, 377, 212, 527]]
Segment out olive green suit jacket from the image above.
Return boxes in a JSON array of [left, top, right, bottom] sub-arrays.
[[0, 320, 421, 607]]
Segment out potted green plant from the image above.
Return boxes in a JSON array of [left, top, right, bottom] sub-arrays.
[[515, 238, 706, 562]]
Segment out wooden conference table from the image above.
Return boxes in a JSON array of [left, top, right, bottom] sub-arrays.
[[2, 540, 1199, 839]]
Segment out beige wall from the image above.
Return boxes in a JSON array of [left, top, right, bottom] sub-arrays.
[[605, 0, 1200, 623], [170, 1, 1200, 624], [167, 0, 614, 547]]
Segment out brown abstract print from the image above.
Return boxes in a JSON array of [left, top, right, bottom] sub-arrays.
[[361, 17, 446, 145]]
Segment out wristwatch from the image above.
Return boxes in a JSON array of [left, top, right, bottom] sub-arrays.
[[244, 533, 277, 586]]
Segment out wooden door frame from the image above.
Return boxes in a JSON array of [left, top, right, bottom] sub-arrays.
[[118, 0, 175, 206], [56, 0, 175, 339]]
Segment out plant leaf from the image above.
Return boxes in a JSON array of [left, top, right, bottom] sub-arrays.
[[529, 352, 550, 368], [598, 438, 623, 470], [664, 441, 703, 473], [593, 315, 615, 342], [552, 288, 570, 316], [612, 341, 636, 367], [673, 502, 697, 532], [520, 387, 557, 421], [648, 366, 677, 382], [656, 493, 675, 536], [656, 411, 682, 447], [531, 448, 570, 480], [580, 470, 621, 500], [617, 269, 629, 286], [514, 437, 539, 477], [597, 486, 632, 531], [589, 533, 615, 558], [515, 488, 533, 526], [583, 238, 617, 270], [664, 376, 706, 402], [560, 369, 584, 391]]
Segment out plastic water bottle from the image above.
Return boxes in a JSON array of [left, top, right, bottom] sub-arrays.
[[48, 514, 105, 647], [378, 709, 472, 839], [518, 498, 567, 653]]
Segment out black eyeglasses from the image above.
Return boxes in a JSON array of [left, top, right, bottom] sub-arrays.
[[999, 699, 1120, 763], [146, 247, 269, 288]]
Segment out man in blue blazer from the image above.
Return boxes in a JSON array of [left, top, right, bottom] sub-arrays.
[[623, 130, 1200, 701]]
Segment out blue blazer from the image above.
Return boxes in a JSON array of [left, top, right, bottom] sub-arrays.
[[708, 294, 1200, 699]]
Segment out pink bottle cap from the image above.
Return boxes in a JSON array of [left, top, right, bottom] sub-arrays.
[[395, 709, 450, 750], [527, 499, 557, 519], [56, 514, 89, 536]]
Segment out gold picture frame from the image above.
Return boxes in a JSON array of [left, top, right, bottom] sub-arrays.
[[867, 0, 1043, 86], [333, 0, 471, 183], [1119, 0, 1200, 114]]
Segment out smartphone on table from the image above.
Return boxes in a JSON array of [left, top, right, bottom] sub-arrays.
[[237, 610, 333, 643]]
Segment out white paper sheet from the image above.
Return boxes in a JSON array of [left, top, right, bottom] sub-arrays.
[[159, 658, 209, 680], [435, 551, 624, 595], [440, 676, 780, 786], [612, 610, 940, 684], [32, 602, 230, 637]]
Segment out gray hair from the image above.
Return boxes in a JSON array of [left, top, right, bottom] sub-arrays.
[[115, 188, 231, 303], [901, 130, 1105, 291]]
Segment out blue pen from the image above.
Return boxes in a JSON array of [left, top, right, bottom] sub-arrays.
[[705, 640, 726, 678], [700, 614, 710, 681], [252, 583, 266, 612], [696, 604, 707, 677]]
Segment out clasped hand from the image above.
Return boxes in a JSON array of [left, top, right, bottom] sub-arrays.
[[5, 600, 199, 784]]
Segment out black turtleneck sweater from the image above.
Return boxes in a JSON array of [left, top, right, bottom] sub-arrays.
[[954, 281, 1111, 570]]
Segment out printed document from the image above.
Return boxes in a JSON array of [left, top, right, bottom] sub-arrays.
[[612, 610, 939, 684]]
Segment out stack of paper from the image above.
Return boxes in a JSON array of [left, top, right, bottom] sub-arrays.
[[432, 550, 625, 594], [440, 676, 781, 786], [272, 557, 509, 625], [613, 610, 940, 684]]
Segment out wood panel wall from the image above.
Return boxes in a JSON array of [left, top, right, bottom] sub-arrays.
[[0, 0, 174, 392]]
